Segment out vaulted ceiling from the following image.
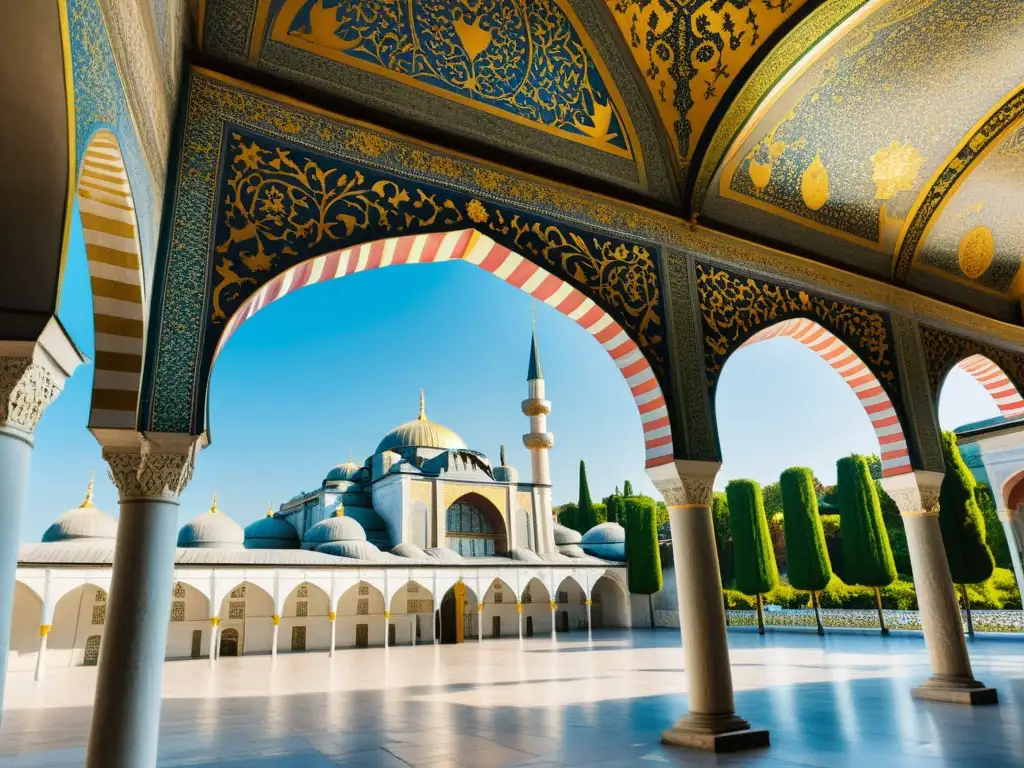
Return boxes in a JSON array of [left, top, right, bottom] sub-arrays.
[[196, 0, 1024, 322]]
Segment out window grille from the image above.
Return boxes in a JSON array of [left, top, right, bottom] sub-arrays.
[[92, 604, 106, 625], [408, 583, 419, 593], [494, 592, 503, 603], [296, 601, 308, 617], [173, 584, 186, 599], [297, 585, 308, 598], [358, 583, 369, 596], [523, 590, 532, 603], [357, 599, 369, 615], [95, 589, 107, 602], [171, 601, 185, 622], [230, 585, 246, 599], [228, 601, 245, 620]]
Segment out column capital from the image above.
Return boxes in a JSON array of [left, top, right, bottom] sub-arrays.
[[0, 358, 61, 435], [104, 433, 201, 501], [880, 470, 943, 516], [647, 459, 721, 506]]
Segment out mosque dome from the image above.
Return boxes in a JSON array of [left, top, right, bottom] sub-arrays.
[[42, 474, 118, 544], [553, 522, 582, 546], [316, 540, 383, 560], [508, 547, 543, 562], [303, 508, 368, 546], [581, 522, 626, 562], [324, 457, 363, 484], [244, 506, 300, 550], [178, 494, 245, 549], [375, 390, 467, 454], [391, 542, 428, 559]]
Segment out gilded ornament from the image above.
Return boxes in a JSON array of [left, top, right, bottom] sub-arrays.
[[466, 199, 489, 224], [800, 153, 829, 211], [871, 140, 925, 201], [270, 0, 635, 158], [920, 326, 1024, 400], [957, 225, 994, 279]]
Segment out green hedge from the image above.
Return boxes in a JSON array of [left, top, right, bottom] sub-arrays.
[[837, 455, 897, 588], [726, 479, 779, 596], [624, 496, 663, 595], [780, 467, 832, 592]]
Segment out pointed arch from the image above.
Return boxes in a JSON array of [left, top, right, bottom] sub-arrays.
[[210, 229, 673, 468], [740, 318, 911, 477], [78, 130, 147, 431], [955, 355, 1024, 420], [283, 581, 330, 617], [389, 580, 435, 614]]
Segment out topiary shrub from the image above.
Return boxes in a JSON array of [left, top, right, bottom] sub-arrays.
[[780, 467, 833, 633], [727, 479, 779, 634], [624, 496, 663, 626]]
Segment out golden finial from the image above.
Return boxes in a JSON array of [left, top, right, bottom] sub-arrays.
[[418, 389, 427, 421], [80, 470, 95, 508], [210, 491, 219, 514], [266, 503, 274, 518], [333, 503, 345, 517]]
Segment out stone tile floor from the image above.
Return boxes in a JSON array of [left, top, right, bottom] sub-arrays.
[[1, 629, 1022, 767]]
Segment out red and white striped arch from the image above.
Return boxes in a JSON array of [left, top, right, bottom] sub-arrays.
[[955, 355, 1024, 420], [213, 229, 674, 468], [740, 318, 911, 477]]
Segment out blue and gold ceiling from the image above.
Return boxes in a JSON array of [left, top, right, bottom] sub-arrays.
[[702, 0, 1024, 318], [194, 0, 1024, 323]]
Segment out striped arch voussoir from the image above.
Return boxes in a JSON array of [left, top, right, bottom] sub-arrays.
[[957, 354, 1024, 420], [212, 229, 673, 468], [79, 130, 146, 431], [740, 318, 911, 477]]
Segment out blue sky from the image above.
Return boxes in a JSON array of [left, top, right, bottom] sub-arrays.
[[24, 205, 999, 541]]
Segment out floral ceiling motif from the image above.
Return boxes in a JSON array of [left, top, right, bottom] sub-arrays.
[[606, 0, 808, 169]]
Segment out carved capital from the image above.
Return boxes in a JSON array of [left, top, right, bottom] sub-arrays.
[[0, 357, 60, 433], [880, 470, 943, 516], [104, 436, 199, 501], [647, 459, 721, 507]]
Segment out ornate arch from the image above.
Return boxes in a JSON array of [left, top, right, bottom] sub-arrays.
[[78, 130, 147, 432], [696, 262, 913, 474], [209, 229, 673, 468], [920, 326, 1024, 420]]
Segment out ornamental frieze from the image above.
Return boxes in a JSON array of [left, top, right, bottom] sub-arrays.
[[919, 326, 1024, 401]]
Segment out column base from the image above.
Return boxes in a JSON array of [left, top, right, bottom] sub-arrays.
[[912, 675, 998, 705], [661, 713, 770, 753]]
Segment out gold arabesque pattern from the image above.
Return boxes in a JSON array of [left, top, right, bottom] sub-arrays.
[[920, 325, 1024, 399], [269, 0, 636, 159], [695, 262, 895, 389]]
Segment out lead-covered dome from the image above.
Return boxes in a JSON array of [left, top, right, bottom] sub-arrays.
[[304, 508, 368, 547], [553, 522, 582, 546], [178, 494, 244, 549], [324, 457, 363, 484], [244, 507, 300, 550], [375, 390, 466, 454], [581, 522, 626, 562], [42, 475, 118, 544]]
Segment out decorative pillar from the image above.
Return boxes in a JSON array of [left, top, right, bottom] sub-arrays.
[[86, 436, 199, 768], [329, 611, 337, 657], [34, 624, 51, 681], [549, 600, 557, 640], [209, 617, 219, 668], [586, 599, 592, 642], [271, 615, 280, 659], [882, 471, 997, 704], [384, 610, 390, 648], [517, 602, 523, 641], [0, 339, 82, 730], [477, 602, 484, 642], [650, 460, 769, 752]]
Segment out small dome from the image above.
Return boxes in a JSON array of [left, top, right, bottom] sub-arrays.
[[375, 391, 467, 454], [316, 540, 382, 560], [325, 457, 363, 484], [553, 522, 582, 546], [42, 474, 118, 543], [581, 522, 626, 561], [244, 508, 300, 550], [391, 542, 428, 559], [178, 494, 245, 549], [304, 510, 367, 546], [557, 544, 587, 558], [508, 547, 543, 562], [424, 547, 464, 564]]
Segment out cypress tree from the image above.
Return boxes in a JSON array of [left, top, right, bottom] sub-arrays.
[[938, 431, 995, 638], [726, 479, 779, 634], [623, 480, 634, 498], [837, 455, 897, 634], [624, 496, 663, 627], [605, 494, 620, 525], [780, 467, 833, 635], [577, 460, 596, 533], [711, 492, 733, 588]]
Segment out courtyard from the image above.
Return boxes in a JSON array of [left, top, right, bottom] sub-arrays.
[[1, 629, 1021, 767]]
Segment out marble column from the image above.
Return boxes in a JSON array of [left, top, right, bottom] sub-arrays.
[[477, 603, 484, 642], [209, 617, 219, 668], [882, 471, 997, 704], [549, 601, 557, 640], [0, 338, 82, 733], [272, 616, 280, 659], [384, 611, 390, 649], [34, 624, 50, 681], [650, 460, 769, 752], [329, 611, 337, 657], [517, 602, 523, 640], [86, 437, 198, 768], [586, 600, 592, 642]]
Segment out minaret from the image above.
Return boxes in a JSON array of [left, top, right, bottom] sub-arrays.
[[522, 310, 556, 553]]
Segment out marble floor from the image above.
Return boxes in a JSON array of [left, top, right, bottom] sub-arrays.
[[1, 629, 1022, 767]]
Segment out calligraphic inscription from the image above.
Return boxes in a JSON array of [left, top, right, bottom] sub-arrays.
[[271, 0, 632, 157]]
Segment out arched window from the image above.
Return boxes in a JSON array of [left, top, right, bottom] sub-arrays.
[[445, 495, 506, 556]]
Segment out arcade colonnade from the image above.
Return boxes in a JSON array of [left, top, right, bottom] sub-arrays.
[[8, 565, 630, 674]]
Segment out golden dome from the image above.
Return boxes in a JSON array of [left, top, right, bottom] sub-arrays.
[[375, 390, 467, 454]]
